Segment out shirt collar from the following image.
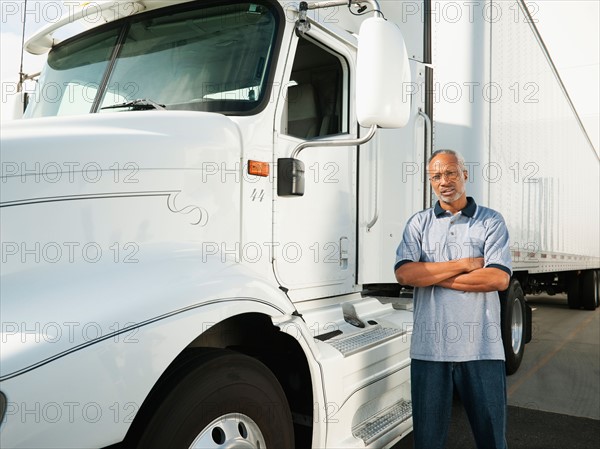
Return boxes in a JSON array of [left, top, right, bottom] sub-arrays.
[[434, 196, 477, 218]]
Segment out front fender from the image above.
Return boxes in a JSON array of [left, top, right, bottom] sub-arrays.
[[0, 296, 290, 449], [0, 242, 294, 380]]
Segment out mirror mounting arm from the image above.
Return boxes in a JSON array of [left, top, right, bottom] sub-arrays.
[[303, 0, 383, 18], [278, 126, 378, 197], [295, 2, 311, 34], [291, 125, 377, 159]]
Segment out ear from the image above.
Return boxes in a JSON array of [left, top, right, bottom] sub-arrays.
[[462, 169, 468, 182]]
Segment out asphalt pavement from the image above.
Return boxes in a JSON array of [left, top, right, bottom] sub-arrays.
[[393, 294, 600, 449], [393, 402, 599, 449]]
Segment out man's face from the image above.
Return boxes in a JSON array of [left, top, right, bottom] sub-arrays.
[[428, 154, 468, 204]]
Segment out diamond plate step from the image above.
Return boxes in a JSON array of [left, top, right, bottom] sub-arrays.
[[328, 326, 405, 357], [353, 400, 412, 445]]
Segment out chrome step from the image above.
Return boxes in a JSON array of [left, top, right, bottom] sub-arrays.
[[353, 400, 412, 445], [329, 326, 405, 357]]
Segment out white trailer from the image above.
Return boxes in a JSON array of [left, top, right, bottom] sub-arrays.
[[0, 1, 598, 448]]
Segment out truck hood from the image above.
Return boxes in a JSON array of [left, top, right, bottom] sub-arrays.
[[0, 112, 288, 380], [1, 111, 243, 194]]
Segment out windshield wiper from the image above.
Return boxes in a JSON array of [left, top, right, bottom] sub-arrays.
[[101, 99, 166, 111]]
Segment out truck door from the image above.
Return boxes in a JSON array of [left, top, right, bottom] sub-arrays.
[[273, 31, 357, 302]]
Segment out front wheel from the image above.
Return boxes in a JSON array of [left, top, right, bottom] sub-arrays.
[[137, 350, 294, 449], [500, 279, 526, 375]]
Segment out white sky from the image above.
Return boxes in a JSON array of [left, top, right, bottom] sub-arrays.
[[0, 0, 598, 151]]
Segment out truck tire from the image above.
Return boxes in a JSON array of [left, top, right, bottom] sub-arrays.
[[500, 279, 526, 375], [567, 273, 581, 309], [136, 350, 294, 449], [597, 270, 600, 308], [581, 270, 599, 310]]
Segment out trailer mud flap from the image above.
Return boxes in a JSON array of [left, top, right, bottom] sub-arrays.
[[524, 302, 533, 344]]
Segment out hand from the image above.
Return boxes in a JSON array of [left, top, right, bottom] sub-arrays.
[[461, 257, 484, 272]]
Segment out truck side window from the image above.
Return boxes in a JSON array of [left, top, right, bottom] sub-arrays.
[[286, 37, 346, 139]]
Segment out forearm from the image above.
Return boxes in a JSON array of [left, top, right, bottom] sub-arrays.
[[436, 268, 510, 292], [395, 259, 473, 287]]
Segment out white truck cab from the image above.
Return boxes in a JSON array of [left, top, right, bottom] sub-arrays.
[[1, 1, 417, 448]]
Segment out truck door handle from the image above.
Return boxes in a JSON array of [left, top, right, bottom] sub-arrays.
[[340, 237, 349, 269]]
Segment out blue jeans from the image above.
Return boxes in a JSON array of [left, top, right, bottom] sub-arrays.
[[411, 359, 508, 449]]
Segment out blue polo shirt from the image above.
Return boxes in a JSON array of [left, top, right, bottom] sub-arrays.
[[394, 197, 512, 362]]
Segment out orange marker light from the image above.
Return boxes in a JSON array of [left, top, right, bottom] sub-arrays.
[[248, 160, 270, 177]]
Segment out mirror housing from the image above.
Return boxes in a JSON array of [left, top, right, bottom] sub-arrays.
[[277, 158, 305, 197], [356, 17, 411, 128]]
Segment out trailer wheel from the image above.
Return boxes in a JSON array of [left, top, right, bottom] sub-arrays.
[[597, 271, 600, 308], [567, 273, 581, 309], [136, 350, 294, 449], [500, 279, 526, 375], [581, 270, 599, 310]]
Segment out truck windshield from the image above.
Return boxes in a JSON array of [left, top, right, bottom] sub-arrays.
[[25, 2, 279, 118]]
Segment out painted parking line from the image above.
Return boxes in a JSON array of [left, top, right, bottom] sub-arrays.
[[507, 311, 598, 398]]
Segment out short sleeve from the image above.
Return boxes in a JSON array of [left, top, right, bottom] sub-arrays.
[[484, 213, 512, 276], [394, 214, 423, 271]]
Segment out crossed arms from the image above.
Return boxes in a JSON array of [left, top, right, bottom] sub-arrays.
[[395, 257, 510, 292]]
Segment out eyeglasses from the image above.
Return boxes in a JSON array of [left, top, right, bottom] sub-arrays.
[[428, 170, 463, 183]]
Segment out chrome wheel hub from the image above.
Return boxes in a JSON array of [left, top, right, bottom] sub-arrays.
[[511, 296, 524, 354], [189, 413, 266, 449]]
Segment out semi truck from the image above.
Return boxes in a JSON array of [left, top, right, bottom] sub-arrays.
[[1, 0, 598, 448]]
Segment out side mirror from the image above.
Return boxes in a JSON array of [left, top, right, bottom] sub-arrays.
[[356, 17, 411, 128], [277, 158, 305, 197]]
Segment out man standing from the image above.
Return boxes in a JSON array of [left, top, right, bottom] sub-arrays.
[[395, 149, 512, 449]]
